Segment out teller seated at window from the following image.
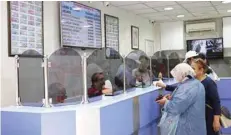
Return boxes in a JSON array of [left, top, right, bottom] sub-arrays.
[[88, 72, 113, 98], [132, 55, 152, 87], [48, 82, 67, 104]]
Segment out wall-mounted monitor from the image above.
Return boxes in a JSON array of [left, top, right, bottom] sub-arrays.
[[60, 1, 102, 49], [187, 38, 223, 59]]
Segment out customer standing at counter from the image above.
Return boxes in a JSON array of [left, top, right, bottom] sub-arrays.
[[156, 63, 206, 135], [156, 51, 199, 91], [197, 53, 220, 81], [183, 50, 199, 65], [191, 58, 221, 135]]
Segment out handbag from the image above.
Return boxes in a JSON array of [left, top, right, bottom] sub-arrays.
[[206, 104, 231, 128]]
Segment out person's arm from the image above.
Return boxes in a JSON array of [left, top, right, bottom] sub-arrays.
[[208, 80, 221, 115], [156, 82, 177, 92], [164, 84, 197, 115], [207, 80, 221, 132], [165, 84, 177, 92]]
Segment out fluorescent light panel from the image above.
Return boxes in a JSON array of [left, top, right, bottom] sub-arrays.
[[164, 7, 173, 11], [222, 1, 231, 4], [177, 15, 185, 18]]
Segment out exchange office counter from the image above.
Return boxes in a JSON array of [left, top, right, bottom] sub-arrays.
[[1, 78, 231, 135]]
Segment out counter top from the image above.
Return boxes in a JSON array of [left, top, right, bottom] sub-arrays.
[[1, 80, 176, 113]]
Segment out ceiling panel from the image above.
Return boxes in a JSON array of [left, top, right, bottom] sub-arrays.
[[218, 9, 231, 14], [109, 1, 231, 22], [110, 1, 143, 6], [140, 12, 161, 17], [142, 9, 188, 15], [192, 11, 219, 17], [119, 4, 149, 10], [181, 2, 212, 8], [168, 13, 193, 19], [211, 1, 223, 6], [144, 1, 177, 7], [134, 8, 157, 14], [154, 4, 183, 12], [176, 1, 198, 4], [159, 9, 189, 15], [148, 16, 173, 21], [149, 15, 171, 20], [187, 7, 215, 12], [215, 3, 231, 10]]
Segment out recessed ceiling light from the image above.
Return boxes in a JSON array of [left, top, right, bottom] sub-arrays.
[[177, 15, 185, 18], [228, 9, 231, 12], [164, 7, 173, 11], [222, 1, 231, 4]]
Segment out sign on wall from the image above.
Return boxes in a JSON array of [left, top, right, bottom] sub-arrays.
[[145, 39, 154, 56], [60, 1, 102, 49], [131, 25, 139, 50], [104, 14, 119, 59], [8, 1, 44, 57]]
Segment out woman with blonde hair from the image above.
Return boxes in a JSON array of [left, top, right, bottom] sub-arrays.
[[156, 63, 206, 135], [191, 58, 221, 135]]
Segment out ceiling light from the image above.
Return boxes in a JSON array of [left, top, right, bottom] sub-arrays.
[[222, 1, 231, 3], [228, 10, 231, 12], [164, 7, 173, 11], [72, 7, 81, 10], [177, 15, 185, 18]]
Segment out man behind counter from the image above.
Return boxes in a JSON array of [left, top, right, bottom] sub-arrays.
[[88, 72, 112, 97], [132, 55, 152, 87]]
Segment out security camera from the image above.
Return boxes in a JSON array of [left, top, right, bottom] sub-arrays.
[[103, 1, 110, 7], [149, 20, 156, 25]]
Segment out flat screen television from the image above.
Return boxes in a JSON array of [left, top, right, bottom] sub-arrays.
[[187, 38, 223, 59]]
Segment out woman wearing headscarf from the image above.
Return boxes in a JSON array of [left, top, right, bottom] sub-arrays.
[[156, 63, 206, 135], [155, 51, 199, 91], [191, 58, 221, 135]]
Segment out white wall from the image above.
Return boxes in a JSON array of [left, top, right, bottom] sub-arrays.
[[153, 17, 231, 77], [154, 18, 231, 54], [223, 17, 231, 48], [0, 1, 154, 107], [153, 23, 161, 53], [160, 21, 184, 50]]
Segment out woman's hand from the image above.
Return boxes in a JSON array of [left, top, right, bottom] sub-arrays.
[[155, 81, 166, 88], [213, 116, 221, 132], [164, 94, 172, 100], [156, 97, 167, 105]]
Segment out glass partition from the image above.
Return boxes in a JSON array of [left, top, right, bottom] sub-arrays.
[[87, 47, 123, 98], [210, 56, 231, 77], [152, 51, 168, 79], [48, 48, 83, 105], [125, 50, 151, 89], [168, 52, 181, 78], [18, 50, 44, 106]]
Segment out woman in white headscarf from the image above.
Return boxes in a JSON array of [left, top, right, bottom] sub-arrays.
[[156, 63, 206, 135]]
